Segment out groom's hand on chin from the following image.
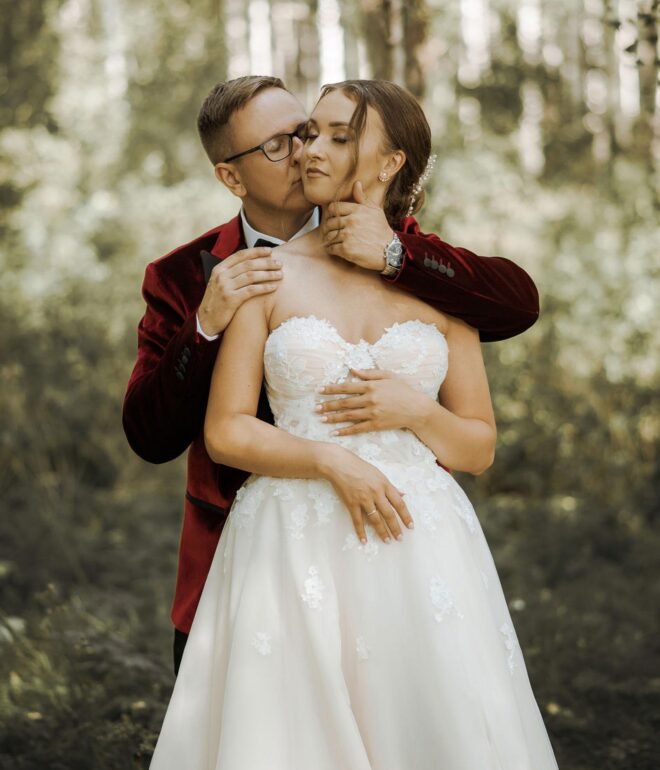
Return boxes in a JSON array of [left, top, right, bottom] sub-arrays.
[[322, 181, 392, 272]]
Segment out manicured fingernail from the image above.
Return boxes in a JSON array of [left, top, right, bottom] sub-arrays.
[[396, 534, 403, 541], [314, 404, 322, 412], [331, 430, 339, 436], [384, 537, 391, 543], [360, 537, 367, 544], [320, 416, 328, 422], [407, 521, 414, 529], [318, 387, 326, 393]]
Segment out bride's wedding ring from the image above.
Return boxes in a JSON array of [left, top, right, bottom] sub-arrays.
[[367, 509, 378, 517]]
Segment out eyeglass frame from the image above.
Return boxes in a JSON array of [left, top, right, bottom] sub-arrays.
[[222, 125, 307, 164]]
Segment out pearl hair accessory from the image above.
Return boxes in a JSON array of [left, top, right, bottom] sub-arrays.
[[406, 152, 437, 217]]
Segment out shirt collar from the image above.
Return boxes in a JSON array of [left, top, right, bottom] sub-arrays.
[[239, 207, 319, 248]]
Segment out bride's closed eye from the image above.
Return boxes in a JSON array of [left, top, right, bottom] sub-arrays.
[[303, 132, 350, 144]]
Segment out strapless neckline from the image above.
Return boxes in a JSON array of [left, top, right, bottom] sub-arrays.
[[267, 314, 446, 350]]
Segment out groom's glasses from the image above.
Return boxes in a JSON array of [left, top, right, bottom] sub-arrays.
[[223, 124, 307, 163]]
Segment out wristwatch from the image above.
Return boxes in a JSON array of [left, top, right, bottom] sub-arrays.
[[381, 233, 404, 277]]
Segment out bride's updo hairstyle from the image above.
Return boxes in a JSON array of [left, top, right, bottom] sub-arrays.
[[319, 79, 432, 228]]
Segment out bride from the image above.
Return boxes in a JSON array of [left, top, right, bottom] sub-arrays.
[[149, 80, 559, 769]]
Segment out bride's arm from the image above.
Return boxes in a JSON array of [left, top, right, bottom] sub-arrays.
[[412, 318, 496, 475], [204, 296, 329, 478], [204, 297, 413, 543]]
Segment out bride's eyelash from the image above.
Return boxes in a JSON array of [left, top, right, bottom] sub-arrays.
[[302, 132, 350, 144]]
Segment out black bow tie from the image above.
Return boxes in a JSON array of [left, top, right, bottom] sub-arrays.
[[254, 238, 278, 248]]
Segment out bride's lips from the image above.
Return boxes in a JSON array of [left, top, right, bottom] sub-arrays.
[[305, 167, 328, 178]]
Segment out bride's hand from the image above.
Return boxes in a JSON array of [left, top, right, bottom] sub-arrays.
[[316, 368, 431, 436], [315, 444, 414, 545]]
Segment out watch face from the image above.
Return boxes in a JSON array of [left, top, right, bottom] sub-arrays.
[[386, 239, 403, 262], [389, 252, 403, 268]]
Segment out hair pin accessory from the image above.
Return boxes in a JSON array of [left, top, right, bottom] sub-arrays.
[[406, 152, 437, 217]]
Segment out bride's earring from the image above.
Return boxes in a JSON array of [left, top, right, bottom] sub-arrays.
[[378, 171, 388, 182]]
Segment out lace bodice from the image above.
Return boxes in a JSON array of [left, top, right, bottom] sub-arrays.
[[263, 314, 448, 468]]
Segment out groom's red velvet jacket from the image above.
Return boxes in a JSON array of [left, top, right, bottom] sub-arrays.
[[122, 214, 539, 634]]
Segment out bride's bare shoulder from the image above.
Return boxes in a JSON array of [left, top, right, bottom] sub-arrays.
[[443, 313, 480, 343]]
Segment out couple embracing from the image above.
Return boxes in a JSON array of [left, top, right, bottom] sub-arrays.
[[123, 76, 559, 768]]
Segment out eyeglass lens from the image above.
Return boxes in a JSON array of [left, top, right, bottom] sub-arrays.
[[263, 134, 293, 161]]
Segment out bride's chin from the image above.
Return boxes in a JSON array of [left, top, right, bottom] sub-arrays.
[[300, 185, 332, 206]]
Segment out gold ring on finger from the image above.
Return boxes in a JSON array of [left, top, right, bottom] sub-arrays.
[[366, 509, 378, 517]]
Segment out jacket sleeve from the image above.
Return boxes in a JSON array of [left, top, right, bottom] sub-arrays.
[[122, 262, 221, 464], [390, 219, 540, 342]]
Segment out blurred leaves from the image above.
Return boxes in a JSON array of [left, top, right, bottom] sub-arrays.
[[0, 0, 658, 768]]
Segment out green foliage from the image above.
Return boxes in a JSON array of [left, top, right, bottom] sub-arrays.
[[0, 0, 658, 767], [0, 588, 170, 769]]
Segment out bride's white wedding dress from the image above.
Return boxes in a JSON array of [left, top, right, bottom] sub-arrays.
[[150, 315, 559, 770]]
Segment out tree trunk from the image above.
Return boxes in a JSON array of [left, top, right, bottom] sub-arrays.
[[635, 0, 658, 119], [403, 0, 429, 97], [339, 0, 361, 78], [359, 0, 394, 79]]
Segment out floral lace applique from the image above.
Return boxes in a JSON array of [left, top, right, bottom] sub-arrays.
[[310, 482, 335, 526], [380, 430, 400, 446], [322, 357, 348, 387], [342, 532, 380, 561], [355, 441, 383, 463], [500, 621, 519, 673], [426, 469, 451, 492], [372, 319, 447, 381], [344, 342, 375, 371], [230, 479, 266, 531], [286, 503, 309, 540], [407, 490, 444, 532], [450, 484, 478, 535], [430, 575, 464, 623], [271, 479, 295, 502], [356, 636, 371, 660], [251, 631, 273, 656], [301, 565, 325, 610]]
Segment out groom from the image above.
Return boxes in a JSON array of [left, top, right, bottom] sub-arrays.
[[122, 75, 539, 675]]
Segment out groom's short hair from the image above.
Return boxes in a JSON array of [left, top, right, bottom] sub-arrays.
[[197, 76, 287, 165]]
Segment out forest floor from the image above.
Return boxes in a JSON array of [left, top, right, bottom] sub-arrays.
[[0, 463, 658, 770]]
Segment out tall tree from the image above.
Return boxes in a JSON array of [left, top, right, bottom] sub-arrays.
[[359, 0, 394, 79], [402, 0, 429, 97], [0, 0, 61, 130], [635, 0, 658, 120], [338, 0, 361, 78], [124, 0, 228, 185]]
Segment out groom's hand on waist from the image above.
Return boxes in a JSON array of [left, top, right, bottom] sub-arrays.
[[322, 181, 393, 272], [197, 246, 283, 337]]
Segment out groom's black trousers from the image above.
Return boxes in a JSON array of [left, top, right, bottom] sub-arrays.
[[173, 629, 188, 676]]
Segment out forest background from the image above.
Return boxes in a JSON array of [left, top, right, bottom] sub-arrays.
[[0, 1, 658, 768]]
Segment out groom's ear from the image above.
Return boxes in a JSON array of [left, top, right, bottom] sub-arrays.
[[214, 162, 247, 199]]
